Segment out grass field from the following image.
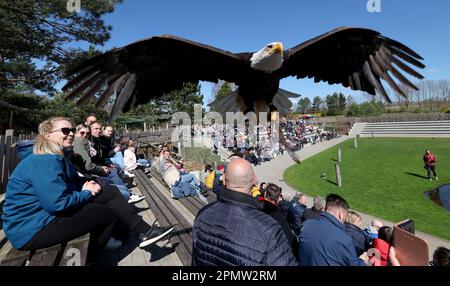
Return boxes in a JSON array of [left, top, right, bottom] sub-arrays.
[[284, 137, 450, 240]]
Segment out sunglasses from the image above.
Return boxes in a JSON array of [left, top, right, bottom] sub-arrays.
[[50, 127, 76, 135], [79, 131, 91, 136]]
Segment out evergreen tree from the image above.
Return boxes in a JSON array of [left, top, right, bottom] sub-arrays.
[[0, 0, 122, 108], [312, 96, 323, 113], [210, 82, 233, 111], [325, 93, 340, 115], [296, 97, 311, 114], [116, 82, 204, 127]]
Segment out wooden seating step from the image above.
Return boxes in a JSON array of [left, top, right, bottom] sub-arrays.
[[0, 233, 90, 266], [134, 170, 193, 266], [149, 168, 217, 217]]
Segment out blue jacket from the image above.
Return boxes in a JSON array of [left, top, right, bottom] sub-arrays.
[[298, 212, 366, 266], [2, 154, 92, 249], [192, 188, 297, 266], [287, 201, 307, 235], [345, 223, 372, 257]]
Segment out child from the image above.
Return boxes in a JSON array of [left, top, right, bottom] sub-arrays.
[[370, 226, 393, 266]]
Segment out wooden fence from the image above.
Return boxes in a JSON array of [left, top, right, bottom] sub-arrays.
[[0, 134, 35, 194], [122, 128, 174, 146]]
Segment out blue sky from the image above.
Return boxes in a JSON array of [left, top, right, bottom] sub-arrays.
[[71, 0, 450, 107]]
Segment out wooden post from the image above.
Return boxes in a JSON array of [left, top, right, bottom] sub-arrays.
[[335, 164, 342, 187], [5, 129, 14, 138], [124, 124, 128, 133], [177, 141, 181, 156], [338, 145, 341, 162], [152, 126, 155, 132], [354, 137, 358, 149], [166, 123, 169, 129], [214, 161, 218, 169], [371, 131, 374, 138], [144, 122, 147, 132]]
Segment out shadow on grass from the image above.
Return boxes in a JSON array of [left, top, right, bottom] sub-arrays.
[[326, 179, 338, 186], [405, 172, 428, 180]]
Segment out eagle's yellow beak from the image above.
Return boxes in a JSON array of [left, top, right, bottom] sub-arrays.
[[272, 42, 283, 55]]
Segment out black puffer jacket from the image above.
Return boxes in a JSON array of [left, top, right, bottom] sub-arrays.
[[192, 188, 297, 266]]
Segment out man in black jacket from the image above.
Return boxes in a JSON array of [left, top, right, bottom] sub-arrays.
[[192, 158, 297, 266], [302, 195, 325, 222]]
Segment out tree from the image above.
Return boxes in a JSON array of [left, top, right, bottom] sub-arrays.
[[312, 96, 323, 113], [346, 95, 356, 106], [210, 82, 233, 112], [346, 103, 361, 117], [116, 83, 204, 128], [216, 82, 233, 102], [338, 93, 347, 113], [296, 97, 311, 114], [325, 93, 339, 116], [0, 0, 122, 107]]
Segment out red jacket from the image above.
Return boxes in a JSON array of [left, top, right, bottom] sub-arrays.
[[424, 153, 436, 166], [370, 238, 389, 266]]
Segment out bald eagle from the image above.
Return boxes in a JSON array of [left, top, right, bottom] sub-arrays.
[[64, 27, 425, 163]]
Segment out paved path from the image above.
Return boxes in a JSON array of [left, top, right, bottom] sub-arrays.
[[253, 133, 450, 260]]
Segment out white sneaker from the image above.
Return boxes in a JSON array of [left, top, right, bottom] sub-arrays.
[[128, 193, 145, 204], [105, 237, 122, 250], [124, 170, 135, 178]]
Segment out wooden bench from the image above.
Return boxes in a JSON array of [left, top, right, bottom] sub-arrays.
[[133, 169, 195, 266], [0, 231, 90, 266]]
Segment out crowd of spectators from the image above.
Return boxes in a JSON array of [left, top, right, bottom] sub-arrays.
[[191, 119, 337, 166]]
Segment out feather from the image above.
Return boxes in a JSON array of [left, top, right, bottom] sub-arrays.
[[65, 71, 101, 100], [363, 61, 390, 102], [76, 79, 105, 105], [390, 65, 419, 90], [391, 56, 424, 79], [95, 73, 129, 108], [352, 72, 362, 90], [388, 46, 425, 68], [109, 73, 135, 122]]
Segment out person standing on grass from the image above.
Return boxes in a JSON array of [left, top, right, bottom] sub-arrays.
[[423, 150, 437, 181]]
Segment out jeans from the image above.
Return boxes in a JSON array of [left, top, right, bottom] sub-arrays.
[[137, 158, 150, 167], [96, 169, 130, 200], [179, 173, 199, 188], [426, 165, 437, 179], [108, 152, 125, 171], [179, 173, 208, 204]]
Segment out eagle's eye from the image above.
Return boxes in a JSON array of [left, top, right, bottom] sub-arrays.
[[267, 44, 273, 49]]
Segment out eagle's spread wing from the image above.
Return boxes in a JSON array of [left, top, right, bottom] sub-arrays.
[[63, 35, 251, 120], [278, 27, 425, 102]]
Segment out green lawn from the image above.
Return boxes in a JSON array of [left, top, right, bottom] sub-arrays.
[[284, 137, 450, 240]]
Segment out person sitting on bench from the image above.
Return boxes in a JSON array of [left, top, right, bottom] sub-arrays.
[[1, 117, 174, 261]]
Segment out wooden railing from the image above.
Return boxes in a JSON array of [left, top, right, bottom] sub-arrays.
[[0, 133, 35, 194]]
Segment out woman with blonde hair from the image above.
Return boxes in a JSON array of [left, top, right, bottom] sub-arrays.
[[344, 210, 371, 257], [2, 117, 173, 259]]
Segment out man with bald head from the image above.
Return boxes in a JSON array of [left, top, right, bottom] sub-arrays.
[[192, 158, 296, 266]]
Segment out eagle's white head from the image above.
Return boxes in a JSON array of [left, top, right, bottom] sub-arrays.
[[250, 42, 284, 73]]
